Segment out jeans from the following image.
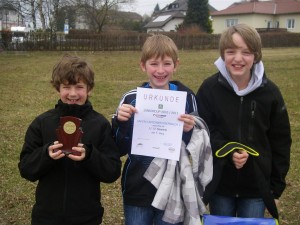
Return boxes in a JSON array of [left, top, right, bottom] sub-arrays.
[[124, 205, 183, 225], [209, 194, 265, 218]]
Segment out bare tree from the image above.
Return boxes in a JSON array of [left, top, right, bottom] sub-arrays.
[[11, 0, 41, 30], [76, 0, 134, 32], [37, 0, 73, 31], [36, 0, 46, 30], [3, 0, 135, 32], [28, 0, 37, 30]]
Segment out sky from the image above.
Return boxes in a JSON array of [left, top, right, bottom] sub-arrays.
[[120, 0, 238, 16]]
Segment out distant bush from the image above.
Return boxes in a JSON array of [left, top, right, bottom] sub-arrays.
[[0, 30, 12, 48]]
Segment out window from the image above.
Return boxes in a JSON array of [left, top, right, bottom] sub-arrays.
[[168, 3, 178, 9], [226, 19, 238, 27], [267, 21, 272, 28], [287, 19, 295, 29]]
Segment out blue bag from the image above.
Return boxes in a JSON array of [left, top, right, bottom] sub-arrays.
[[202, 214, 278, 225]]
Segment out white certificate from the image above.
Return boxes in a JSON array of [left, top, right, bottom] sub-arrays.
[[131, 87, 187, 161]]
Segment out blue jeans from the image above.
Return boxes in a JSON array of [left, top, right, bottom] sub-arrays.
[[124, 205, 183, 225], [209, 194, 265, 218]]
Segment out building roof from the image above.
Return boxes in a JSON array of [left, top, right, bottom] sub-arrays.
[[161, 0, 188, 12], [211, 0, 300, 16], [145, 12, 185, 28], [0, 3, 18, 11], [145, 0, 216, 29], [159, 0, 217, 13]]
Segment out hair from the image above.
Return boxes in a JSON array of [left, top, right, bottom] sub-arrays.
[[51, 54, 95, 91], [219, 24, 262, 63], [140, 34, 178, 66]]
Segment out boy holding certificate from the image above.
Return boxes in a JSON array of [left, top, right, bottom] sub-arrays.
[[19, 54, 121, 225], [112, 34, 202, 225]]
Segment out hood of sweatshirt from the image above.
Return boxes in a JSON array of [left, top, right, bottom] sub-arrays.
[[214, 57, 264, 96]]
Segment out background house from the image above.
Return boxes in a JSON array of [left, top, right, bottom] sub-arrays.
[[145, 0, 216, 33], [211, 0, 300, 34], [0, 3, 26, 31]]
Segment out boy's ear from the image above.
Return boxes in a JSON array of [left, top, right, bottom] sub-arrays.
[[87, 87, 93, 96], [174, 59, 180, 70], [140, 62, 146, 72]]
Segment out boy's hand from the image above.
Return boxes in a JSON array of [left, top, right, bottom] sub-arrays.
[[178, 114, 195, 132], [117, 104, 137, 121], [48, 141, 65, 160], [232, 150, 249, 169], [67, 143, 86, 161]]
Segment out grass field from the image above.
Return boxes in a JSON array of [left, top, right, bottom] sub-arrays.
[[0, 48, 299, 225]]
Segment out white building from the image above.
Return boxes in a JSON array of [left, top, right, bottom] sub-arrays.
[[144, 0, 216, 33], [211, 0, 300, 34], [0, 3, 26, 31]]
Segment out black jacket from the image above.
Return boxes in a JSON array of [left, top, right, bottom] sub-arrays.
[[196, 72, 291, 217], [19, 100, 122, 225], [112, 81, 198, 206]]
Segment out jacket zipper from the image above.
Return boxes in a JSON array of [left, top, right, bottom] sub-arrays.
[[249, 100, 256, 141], [236, 96, 244, 197], [238, 97, 243, 141]]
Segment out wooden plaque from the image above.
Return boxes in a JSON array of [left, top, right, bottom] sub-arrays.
[[56, 116, 83, 156]]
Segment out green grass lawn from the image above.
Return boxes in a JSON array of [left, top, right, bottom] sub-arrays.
[[0, 48, 299, 225]]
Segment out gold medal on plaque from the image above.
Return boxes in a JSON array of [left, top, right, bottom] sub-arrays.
[[56, 116, 83, 156], [63, 121, 76, 134]]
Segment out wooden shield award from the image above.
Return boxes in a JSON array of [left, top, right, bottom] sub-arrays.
[[56, 116, 83, 156]]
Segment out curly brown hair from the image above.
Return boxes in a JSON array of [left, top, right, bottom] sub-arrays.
[[51, 54, 95, 91]]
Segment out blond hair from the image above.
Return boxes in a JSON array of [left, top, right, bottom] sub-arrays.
[[141, 34, 178, 66], [219, 24, 262, 63]]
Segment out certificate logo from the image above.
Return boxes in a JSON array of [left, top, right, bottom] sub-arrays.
[[153, 114, 167, 118]]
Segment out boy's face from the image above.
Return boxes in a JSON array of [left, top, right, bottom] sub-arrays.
[[59, 80, 90, 105], [224, 33, 255, 85], [140, 56, 178, 90]]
